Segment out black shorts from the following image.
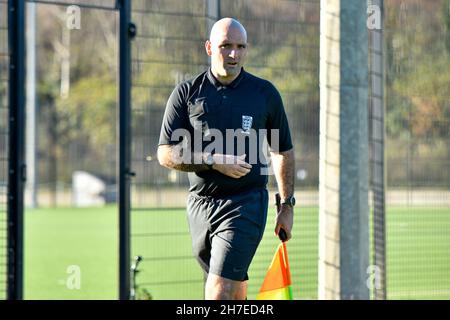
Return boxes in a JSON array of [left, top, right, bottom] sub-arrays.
[[186, 188, 269, 281]]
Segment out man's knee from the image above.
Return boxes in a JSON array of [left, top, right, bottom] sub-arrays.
[[205, 273, 244, 300], [234, 280, 248, 300]]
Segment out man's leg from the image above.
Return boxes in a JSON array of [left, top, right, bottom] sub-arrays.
[[234, 280, 248, 300], [205, 273, 247, 300]]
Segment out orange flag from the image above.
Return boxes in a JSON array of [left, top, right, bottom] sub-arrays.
[[256, 242, 293, 300]]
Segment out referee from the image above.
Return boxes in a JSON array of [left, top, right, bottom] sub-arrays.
[[157, 18, 295, 300]]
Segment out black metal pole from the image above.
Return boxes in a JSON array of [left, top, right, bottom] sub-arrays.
[[118, 0, 133, 300], [7, 0, 26, 300]]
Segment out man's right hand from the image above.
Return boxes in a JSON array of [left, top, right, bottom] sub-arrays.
[[212, 154, 252, 179]]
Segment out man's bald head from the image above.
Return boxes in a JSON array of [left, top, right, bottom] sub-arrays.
[[209, 18, 247, 45], [205, 18, 248, 85]]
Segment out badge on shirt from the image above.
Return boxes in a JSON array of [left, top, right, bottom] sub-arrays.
[[242, 115, 253, 134]]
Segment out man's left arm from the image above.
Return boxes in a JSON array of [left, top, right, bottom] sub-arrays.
[[270, 148, 295, 241]]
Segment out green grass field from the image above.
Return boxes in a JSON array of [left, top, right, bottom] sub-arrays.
[[24, 206, 450, 300]]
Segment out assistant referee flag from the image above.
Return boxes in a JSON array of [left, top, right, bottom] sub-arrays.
[[256, 242, 293, 300]]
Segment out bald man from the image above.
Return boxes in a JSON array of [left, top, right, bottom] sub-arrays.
[[158, 18, 295, 300]]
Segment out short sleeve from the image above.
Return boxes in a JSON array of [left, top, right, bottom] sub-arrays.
[[158, 83, 190, 146], [265, 82, 293, 152]]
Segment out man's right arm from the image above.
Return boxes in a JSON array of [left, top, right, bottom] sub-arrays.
[[157, 144, 253, 178], [158, 81, 208, 172], [157, 144, 210, 172]]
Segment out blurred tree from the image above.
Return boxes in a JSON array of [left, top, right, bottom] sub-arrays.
[[31, 0, 448, 190], [385, 0, 450, 142], [35, 6, 118, 186]]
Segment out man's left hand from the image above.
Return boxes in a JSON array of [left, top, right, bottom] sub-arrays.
[[274, 204, 293, 241]]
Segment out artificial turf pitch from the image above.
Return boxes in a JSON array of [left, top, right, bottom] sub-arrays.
[[24, 206, 450, 300]]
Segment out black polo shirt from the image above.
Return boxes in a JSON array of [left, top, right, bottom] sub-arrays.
[[159, 68, 293, 197]]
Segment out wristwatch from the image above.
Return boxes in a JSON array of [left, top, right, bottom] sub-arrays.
[[281, 196, 296, 207], [203, 153, 215, 170]]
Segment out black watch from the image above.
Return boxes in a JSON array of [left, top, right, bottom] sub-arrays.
[[281, 196, 296, 207], [203, 153, 215, 170]]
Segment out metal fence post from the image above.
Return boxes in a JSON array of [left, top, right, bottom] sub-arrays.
[[7, 0, 26, 300], [118, 0, 133, 300], [369, 0, 387, 300]]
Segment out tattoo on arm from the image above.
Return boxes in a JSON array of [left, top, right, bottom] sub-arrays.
[[172, 162, 209, 173], [158, 144, 209, 172]]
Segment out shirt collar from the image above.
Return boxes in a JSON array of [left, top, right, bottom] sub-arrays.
[[207, 68, 246, 89]]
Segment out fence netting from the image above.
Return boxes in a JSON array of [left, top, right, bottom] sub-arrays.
[[381, 0, 450, 299], [130, 0, 209, 299], [4, 0, 447, 301], [22, 0, 119, 299], [130, 0, 320, 299]]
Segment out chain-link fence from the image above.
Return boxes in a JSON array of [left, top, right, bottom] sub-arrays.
[[130, 0, 211, 299], [368, 0, 387, 300], [22, 0, 119, 299], [130, 0, 320, 299], [383, 0, 450, 299], [220, 0, 320, 299], [2, 0, 448, 300], [22, 0, 118, 208]]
